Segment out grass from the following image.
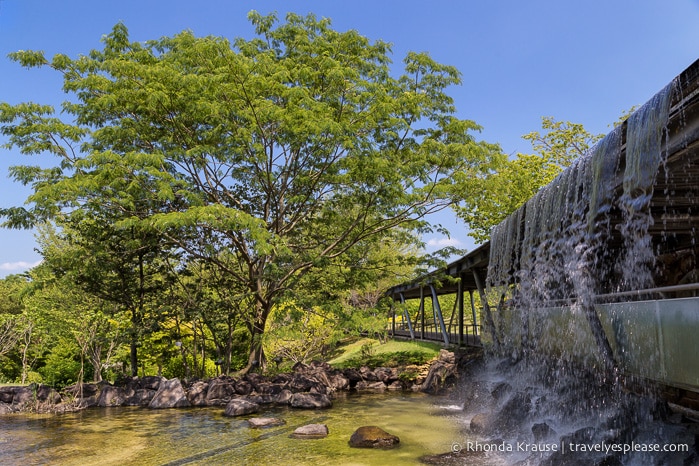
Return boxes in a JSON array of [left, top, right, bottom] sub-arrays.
[[327, 337, 442, 369]]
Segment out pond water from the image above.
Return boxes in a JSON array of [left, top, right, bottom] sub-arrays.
[[0, 392, 466, 465]]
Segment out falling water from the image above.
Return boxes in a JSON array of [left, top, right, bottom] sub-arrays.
[[463, 62, 699, 465], [618, 82, 674, 292]]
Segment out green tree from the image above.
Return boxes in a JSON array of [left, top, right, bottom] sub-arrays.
[[36, 214, 169, 377], [0, 275, 29, 367], [21, 259, 127, 384], [454, 116, 603, 242], [0, 12, 500, 371]]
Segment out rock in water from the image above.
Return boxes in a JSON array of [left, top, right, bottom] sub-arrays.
[[247, 417, 286, 428], [289, 424, 329, 439], [224, 398, 259, 417], [289, 392, 332, 409], [349, 426, 400, 449]]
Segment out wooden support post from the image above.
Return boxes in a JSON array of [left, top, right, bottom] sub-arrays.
[[429, 285, 450, 346], [399, 292, 415, 340], [458, 278, 464, 346], [470, 290, 478, 337], [472, 270, 500, 351], [420, 287, 425, 340]]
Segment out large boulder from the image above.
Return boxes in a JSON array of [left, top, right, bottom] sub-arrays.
[[186, 380, 209, 406], [290, 392, 332, 409], [0, 401, 12, 414], [243, 373, 266, 392], [289, 374, 324, 393], [490, 392, 531, 435], [12, 386, 36, 406], [255, 383, 285, 396], [359, 366, 379, 382], [374, 367, 398, 384], [387, 381, 403, 391], [0, 386, 16, 403], [35, 385, 62, 404], [327, 372, 350, 391], [97, 386, 128, 407], [205, 378, 237, 406], [275, 389, 293, 405], [290, 423, 329, 439], [234, 380, 253, 396], [342, 368, 363, 387], [141, 376, 165, 391], [149, 378, 190, 409], [420, 350, 457, 395], [124, 389, 156, 407], [355, 381, 387, 392], [349, 426, 400, 449], [224, 398, 259, 417]]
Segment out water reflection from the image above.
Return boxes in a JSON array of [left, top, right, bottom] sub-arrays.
[[0, 393, 464, 465]]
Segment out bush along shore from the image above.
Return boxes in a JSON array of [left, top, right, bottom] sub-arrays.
[[0, 349, 472, 415]]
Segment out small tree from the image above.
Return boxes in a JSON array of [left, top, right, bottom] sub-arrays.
[[454, 117, 603, 242]]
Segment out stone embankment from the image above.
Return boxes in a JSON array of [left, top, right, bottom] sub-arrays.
[[0, 349, 460, 415]]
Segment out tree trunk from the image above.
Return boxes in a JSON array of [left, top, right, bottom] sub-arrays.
[[90, 347, 103, 382], [240, 304, 270, 374], [20, 325, 33, 385], [130, 337, 138, 377]]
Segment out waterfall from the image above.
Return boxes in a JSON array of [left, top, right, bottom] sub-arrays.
[[458, 62, 699, 466]]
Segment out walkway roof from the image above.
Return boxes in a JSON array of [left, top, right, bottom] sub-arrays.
[[386, 241, 490, 300]]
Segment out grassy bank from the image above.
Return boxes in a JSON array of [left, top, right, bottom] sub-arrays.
[[328, 338, 442, 369]]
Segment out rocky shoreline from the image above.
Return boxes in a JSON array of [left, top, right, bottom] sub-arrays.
[[0, 348, 464, 415]]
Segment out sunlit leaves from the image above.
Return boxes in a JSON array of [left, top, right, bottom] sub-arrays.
[[1, 13, 501, 367]]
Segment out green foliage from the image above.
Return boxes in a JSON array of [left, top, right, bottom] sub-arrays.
[[521, 116, 603, 169], [0, 13, 499, 371], [0, 357, 21, 383], [162, 354, 218, 380], [38, 339, 83, 388], [454, 116, 604, 243], [398, 367, 421, 383], [265, 301, 342, 365], [23, 371, 44, 385], [359, 341, 376, 359]]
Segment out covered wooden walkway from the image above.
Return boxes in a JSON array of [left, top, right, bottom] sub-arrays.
[[386, 242, 492, 347]]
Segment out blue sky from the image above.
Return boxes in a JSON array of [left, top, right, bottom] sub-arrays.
[[1, 0, 699, 278]]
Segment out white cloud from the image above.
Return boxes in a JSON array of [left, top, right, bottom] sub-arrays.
[[0, 260, 42, 272], [426, 237, 462, 248]]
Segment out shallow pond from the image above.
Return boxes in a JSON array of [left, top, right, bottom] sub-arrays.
[[0, 392, 466, 465]]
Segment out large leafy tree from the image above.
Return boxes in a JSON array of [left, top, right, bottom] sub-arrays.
[[0, 12, 500, 371]]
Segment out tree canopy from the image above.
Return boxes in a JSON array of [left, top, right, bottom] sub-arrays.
[[0, 12, 501, 371]]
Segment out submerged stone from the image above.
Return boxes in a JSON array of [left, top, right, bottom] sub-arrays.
[[531, 421, 556, 442], [469, 412, 492, 435], [247, 417, 286, 428], [289, 423, 329, 439]]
